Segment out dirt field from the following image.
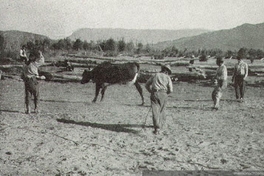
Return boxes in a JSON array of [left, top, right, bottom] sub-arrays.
[[1, 74, 264, 175]]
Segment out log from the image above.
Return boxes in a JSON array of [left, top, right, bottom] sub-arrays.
[[172, 72, 207, 82], [39, 71, 53, 81], [52, 74, 82, 82], [138, 71, 207, 83]]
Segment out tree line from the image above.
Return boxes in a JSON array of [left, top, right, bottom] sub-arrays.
[[26, 37, 264, 60], [1, 36, 264, 61]]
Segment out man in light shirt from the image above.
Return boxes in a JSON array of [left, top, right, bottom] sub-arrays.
[[20, 45, 28, 63], [212, 57, 228, 110], [232, 56, 248, 102], [145, 64, 173, 135], [22, 50, 45, 114]]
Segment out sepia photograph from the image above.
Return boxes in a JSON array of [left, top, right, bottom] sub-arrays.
[[0, 0, 264, 175]]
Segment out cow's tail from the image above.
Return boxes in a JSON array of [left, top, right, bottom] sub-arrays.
[[127, 62, 140, 86], [134, 62, 140, 73]]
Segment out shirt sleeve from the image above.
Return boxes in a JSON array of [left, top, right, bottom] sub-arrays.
[[167, 76, 173, 93], [223, 65, 227, 80], [145, 76, 153, 93], [214, 67, 219, 79], [244, 63, 248, 78]]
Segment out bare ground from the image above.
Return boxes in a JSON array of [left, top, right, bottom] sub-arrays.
[[0, 78, 264, 175]]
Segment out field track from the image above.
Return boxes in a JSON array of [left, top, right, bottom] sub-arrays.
[[0, 78, 264, 175]]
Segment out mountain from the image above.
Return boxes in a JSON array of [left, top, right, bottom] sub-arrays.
[[154, 23, 264, 51], [68, 28, 210, 44], [0, 30, 50, 53]]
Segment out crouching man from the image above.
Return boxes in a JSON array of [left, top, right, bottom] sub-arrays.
[[22, 50, 45, 114]]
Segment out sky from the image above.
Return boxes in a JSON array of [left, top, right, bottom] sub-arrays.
[[1, 0, 264, 39]]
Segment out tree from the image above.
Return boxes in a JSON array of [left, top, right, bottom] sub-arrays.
[[98, 40, 106, 51], [145, 44, 151, 53], [83, 40, 91, 51], [64, 38, 72, 51], [136, 42, 143, 54], [42, 38, 51, 51], [26, 41, 35, 51], [118, 39, 126, 52], [105, 38, 116, 51], [171, 46, 178, 55], [225, 50, 234, 58], [56, 39, 66, 50], [237, 47, 247, 58], [0, 35, 4, 51], [73, 39, 83, 51], [256, 49, 264, 59], [126, 41, 134, 52]]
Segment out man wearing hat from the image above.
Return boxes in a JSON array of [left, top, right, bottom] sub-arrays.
[[212, 57, 228, 110], [22, 50, 45, 114], [20, 45, 28, 63], [145, 64, 173, 135], [232, 56, 248, 102]]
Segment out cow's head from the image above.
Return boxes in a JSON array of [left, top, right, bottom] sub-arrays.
[[81, 69, 92, 84]]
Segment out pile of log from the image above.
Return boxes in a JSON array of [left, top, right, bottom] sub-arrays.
[[2, 58, 264, 83]]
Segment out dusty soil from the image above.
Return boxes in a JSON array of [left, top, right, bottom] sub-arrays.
[[0, 77, 264, 175]]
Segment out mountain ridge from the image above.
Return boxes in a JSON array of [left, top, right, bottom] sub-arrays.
[[68, 28, 211, 44], [154, 22, 264, 51]]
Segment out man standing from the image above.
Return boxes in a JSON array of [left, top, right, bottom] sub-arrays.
[[145, 65, 173, 135], [20, 45, 28, 63], [212, 57, 228, 110], [232, 56, 248, 102], [22, 50, 45, 114]]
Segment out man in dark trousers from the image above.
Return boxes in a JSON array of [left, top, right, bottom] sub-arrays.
[[145, 64, 173, 135], [232, 56, 248, 102]]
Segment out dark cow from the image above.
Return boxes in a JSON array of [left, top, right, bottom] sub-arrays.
[[81, 62, 144, 105]]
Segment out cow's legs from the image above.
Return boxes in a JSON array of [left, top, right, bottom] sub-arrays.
[[93, 83, 101, 103], [100, 84, 108, 101], [134, 81, 144, 105]]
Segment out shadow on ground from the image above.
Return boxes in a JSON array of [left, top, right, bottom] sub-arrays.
[[40, 99, 89, 104], [56, 118, 152, 134], [0, 109, 21, 113]]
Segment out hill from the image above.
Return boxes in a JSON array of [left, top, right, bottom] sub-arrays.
[[0, 30, 50, 53], [154, 23, 264, 51], [68, 28, 210, 44]]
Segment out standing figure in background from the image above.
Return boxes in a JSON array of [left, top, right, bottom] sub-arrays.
[[20, 45, 28, 63], [232, 56, 248, 102], [22, 50, 45, 114], [212, 57, 228, 110], [145, 65, 173, 135]]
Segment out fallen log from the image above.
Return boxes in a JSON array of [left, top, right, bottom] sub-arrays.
[[52, 74, 82, 82], [172, 72, 207, 82], [138, 71, 207, 83], [39, 71, 53, 81]]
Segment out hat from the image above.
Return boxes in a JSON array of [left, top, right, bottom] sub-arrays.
[[216, 56, 224, 63], [161, 64, 172, 75]]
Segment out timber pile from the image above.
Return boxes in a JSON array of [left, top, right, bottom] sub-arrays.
[[0, 65, 23, 77], [2, 57, 264, 83], [194, 65, 264, 77]]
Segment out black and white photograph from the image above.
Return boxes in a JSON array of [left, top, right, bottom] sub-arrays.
[[0, 0, 264, 175]]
